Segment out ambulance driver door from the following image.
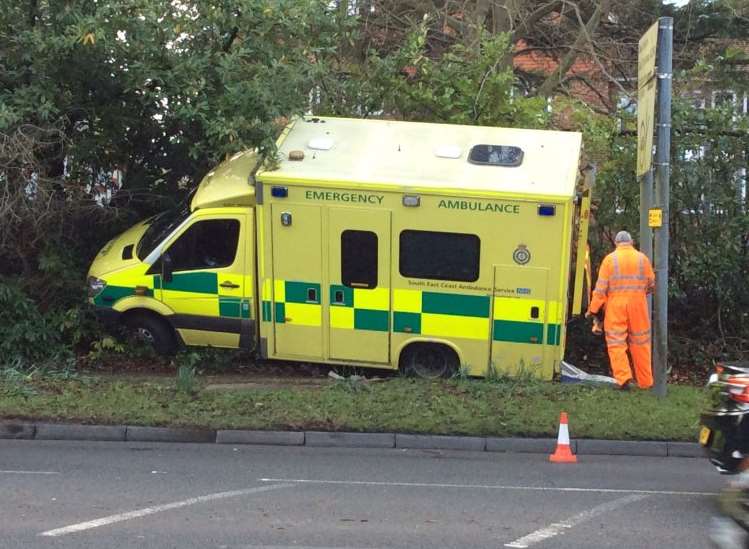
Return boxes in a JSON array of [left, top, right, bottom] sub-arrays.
[[328, 208, 391, 364]]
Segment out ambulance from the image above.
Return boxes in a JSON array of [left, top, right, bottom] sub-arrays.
[[87, 116, 591, 379]]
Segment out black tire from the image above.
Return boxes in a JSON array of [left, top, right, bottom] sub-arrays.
[[400, 344, 459, 379], [125, 313, 178, 356]]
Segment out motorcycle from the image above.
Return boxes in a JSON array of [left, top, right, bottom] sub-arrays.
[[700, 361, 749, 474], [701, 362, 749, 547]]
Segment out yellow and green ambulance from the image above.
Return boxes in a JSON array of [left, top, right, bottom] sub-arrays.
[[87, 116, 589, 378]]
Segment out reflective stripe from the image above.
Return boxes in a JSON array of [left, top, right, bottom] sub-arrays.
[[605, 329, 627, 336], [612, 252, 620, 276], [593, 289, 606, 296], [609, 285, 648, 293], [630, 329, 650, 337], [639, 255, 645, 278]]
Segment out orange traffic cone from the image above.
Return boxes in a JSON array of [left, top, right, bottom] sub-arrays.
[[549, 411, 577, 463]]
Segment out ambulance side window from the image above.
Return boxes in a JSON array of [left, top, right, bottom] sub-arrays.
[[399, 230, 480, 282], [341, 230, 378, 289], [160, 219, 240, 273]]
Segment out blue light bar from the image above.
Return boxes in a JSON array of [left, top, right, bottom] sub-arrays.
[[271, 186, 288, 198], [538, 205, 556, 216]]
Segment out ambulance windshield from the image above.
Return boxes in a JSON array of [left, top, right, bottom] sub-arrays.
[[136, 201, 191, 261]]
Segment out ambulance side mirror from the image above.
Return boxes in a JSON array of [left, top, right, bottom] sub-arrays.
[[162, 252, 174, 283]]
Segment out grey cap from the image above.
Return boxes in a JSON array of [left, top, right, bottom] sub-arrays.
[[615, 230, 633, 244]]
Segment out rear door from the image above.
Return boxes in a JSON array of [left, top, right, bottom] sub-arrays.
[[490, 265, 550, 375], [328, 208, 391, 363], [271, 203, 323, 358]]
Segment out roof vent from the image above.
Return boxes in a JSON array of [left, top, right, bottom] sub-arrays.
[[308, 137, 334, 151], [434, 145, 462, 159], [468, 144, 524, 167]]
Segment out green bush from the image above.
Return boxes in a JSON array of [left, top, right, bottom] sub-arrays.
[[0, 281, 75, 368]]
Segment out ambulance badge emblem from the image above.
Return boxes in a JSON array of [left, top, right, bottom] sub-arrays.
[[513, 245, 531, 265]]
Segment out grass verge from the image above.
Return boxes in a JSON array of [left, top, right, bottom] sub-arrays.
[[0, 374, 707, 441]]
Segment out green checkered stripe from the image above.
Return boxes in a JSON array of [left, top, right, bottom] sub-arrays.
[[492, 320, 561, 346], [330, 284, 389, 332], [391, 291, 562, 346], [93, 285, 154, 307], [95, 273, 251, 319], [218, 297, 252, 319], [393, 292, 490, 336], [262, 301, 273, 322], [262, 280, 321, 324], [156, 272, 251, 319]]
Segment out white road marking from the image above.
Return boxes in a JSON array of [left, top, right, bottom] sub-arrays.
[[503, 494, 648, 548], [39, 483, 293, 537], [258, 477, 717, 497], [0, 470, 60, 475], [236, 546, 386, 549]]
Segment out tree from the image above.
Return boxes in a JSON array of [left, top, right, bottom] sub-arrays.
[[0, 0, 341, 277]]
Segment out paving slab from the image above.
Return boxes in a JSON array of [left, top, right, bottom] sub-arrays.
[[0, 422, 35, 439], [35, 424, 126, 441], [126, 426, 216, 443], [396, 434, 485, 451], [305, 431, 394, 448], [486, 437, 564, 454], [216, 430, 304, 446], [577, 439, 668, 457], [668, 442, 704, 458]]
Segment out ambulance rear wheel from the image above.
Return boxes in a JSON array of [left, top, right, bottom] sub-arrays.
[[401, 344, 459, 379], [125, 312, 178, 356]]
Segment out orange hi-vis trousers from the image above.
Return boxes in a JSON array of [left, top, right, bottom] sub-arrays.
[[588, 244, 655, 388]]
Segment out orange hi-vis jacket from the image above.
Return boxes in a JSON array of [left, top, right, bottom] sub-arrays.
[[588, 244, 655, 388]]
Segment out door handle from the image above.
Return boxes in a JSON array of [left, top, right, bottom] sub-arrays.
[[220, 281, 240, 289]]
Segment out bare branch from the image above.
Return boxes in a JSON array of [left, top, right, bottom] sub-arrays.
[[535, 0, 611, 98]]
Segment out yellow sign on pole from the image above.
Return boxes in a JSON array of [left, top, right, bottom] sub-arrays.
[[648, 208, 663, 228], [638, 22, 659, 87], [637, 79, 657, 176], [637, 21, 659, 177]]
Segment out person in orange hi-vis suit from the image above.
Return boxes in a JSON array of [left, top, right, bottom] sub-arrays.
[[586, 231, 655, 390]]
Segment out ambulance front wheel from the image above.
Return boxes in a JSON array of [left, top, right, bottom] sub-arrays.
[[400, 343, 459, 379], [125, 312, 178, 356]]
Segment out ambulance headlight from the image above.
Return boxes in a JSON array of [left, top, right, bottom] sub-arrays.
[[87, 277, 107, 298]]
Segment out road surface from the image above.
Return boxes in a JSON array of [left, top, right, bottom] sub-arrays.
[[0, 440, 724, 548]]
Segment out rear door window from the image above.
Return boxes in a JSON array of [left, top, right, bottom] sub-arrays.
[[341, 230, 378, 288]]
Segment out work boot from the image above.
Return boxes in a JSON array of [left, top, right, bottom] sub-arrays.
[[616, 380, 634, 391]]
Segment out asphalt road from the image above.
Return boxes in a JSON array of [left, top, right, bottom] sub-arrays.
[[0, 440, 726, 548]]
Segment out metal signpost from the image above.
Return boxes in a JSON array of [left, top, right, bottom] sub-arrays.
[[652, 18, 673, 397], [637, 18, 672, 397]]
